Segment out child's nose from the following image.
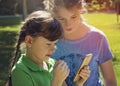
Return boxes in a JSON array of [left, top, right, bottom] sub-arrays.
[[65, 20, 70, 26], [65, 20, 72, 27]]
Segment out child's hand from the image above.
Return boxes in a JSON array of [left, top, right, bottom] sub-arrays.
[[51, 60, 70, 86], [76, 66, 90, 86]]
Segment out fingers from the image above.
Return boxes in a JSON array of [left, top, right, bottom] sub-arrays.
[[54, 60, 62, 68], [53, 60, 70, 83], [58, 60, 70, 75], [54, 60, 70, 77], [76, 66, 90, 86], [55, 60, 69, 70], [79, 66, 90, 80]]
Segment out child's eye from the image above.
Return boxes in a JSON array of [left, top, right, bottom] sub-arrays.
[[71, 16, 77, 19], [54, 42, 57, 45], [46, 43, 51, 46], [58, 18, 64, 21]]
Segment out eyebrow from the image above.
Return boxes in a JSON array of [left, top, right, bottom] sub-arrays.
[[56, 16, 63, 18]]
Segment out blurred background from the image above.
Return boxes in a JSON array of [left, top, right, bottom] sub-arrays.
[[0, 0, 120, 86]]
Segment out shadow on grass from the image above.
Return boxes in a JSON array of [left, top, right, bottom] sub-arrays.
[[0, 31, 18, 86]]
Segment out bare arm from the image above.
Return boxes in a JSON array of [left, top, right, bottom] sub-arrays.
[[100, 59, 117, 86], [63, 81, 67, 86]]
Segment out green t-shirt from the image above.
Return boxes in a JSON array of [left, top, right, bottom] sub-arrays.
[[12, 54, 55, 86]]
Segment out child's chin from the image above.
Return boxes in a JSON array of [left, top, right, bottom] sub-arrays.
[[45, 58, 49, 61]]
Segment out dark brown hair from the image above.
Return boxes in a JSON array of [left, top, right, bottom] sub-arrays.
[[11, 10, 62, 68]]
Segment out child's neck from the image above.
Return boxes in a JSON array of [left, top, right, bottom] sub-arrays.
[[26, 54, 48, 70], [64, 22, 90, 41]]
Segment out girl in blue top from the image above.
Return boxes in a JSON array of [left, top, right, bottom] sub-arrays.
[[44, 0, 117, 86], [6, 10, 90, 86]]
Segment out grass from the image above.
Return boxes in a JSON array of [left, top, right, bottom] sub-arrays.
[[0, 25, 21, 32], [0, 13, 120, 86]]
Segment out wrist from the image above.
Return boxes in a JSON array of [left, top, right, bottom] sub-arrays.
[[76, 83, 84, 86], [76, 79, 85, 86], [51, 77, 63, 86]]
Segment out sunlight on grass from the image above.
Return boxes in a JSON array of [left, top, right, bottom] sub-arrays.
[[84, 13, 117, 25], [0, 25, 21, 32]]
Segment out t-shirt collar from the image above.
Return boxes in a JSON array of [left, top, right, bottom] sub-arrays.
[[18, 54, 48, 72]]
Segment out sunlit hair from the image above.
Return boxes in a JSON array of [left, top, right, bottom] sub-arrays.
[[44, 0, 87, 15], [11, 10, 62, 68]]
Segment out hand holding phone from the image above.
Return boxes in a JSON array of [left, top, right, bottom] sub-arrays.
[[73, 53, 92, 82]]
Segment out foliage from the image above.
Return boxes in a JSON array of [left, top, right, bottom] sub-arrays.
[[0, 15, 23, 26], [0, 0, 118, 16], [86, 0, 115, 12], [0, 30, 18, 86], [0, 0, 17, 15], [0, 0, 45, 16]]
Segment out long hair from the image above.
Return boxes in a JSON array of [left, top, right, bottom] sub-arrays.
[[7, 10, 62, 86], [11, 10, 62, 68]]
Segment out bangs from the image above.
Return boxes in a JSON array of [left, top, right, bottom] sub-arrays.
[[44, 19, 62, 41]]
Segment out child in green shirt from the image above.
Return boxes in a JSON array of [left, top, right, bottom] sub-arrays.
[[8, 10, 69, 86]]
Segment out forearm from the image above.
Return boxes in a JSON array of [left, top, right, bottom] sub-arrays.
[[76, 80, 85, 86], [51, 78, 63, 86], [51, 82, 62, 86], [100, 60, 117, 86], [76, 83, 84, 86], [63, 81, 67, 86], [104, 80, 117, 86]]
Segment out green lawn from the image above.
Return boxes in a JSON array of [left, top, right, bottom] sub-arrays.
[[0, 13, 120, 86]]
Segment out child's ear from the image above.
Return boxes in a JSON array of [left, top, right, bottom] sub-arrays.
[[25, 35, 33, 47]]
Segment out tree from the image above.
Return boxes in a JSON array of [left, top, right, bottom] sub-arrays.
[[114, 0, 120, 23], [0, 0, 17, 15], [0, 0, 45, 16]]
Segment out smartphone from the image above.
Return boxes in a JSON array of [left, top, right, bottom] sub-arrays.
[[73, 53, 92, 82]]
